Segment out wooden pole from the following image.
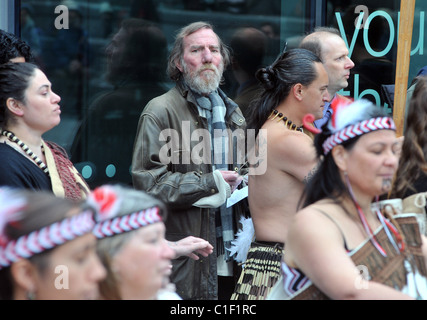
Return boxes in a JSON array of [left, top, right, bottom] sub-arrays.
[[393, 0, 416, 137]]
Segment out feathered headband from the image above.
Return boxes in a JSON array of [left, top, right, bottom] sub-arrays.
[[88, 185, 163, 239], [322, 97, 396, 155], [0, 188, 95, 270]]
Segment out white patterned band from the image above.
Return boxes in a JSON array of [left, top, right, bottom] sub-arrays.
[[322, 117, 396, 155], [93, 206, 162, 239], [0, 210, 95, 270]]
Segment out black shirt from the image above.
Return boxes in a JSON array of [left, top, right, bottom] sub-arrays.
[[0, 142, 52, 192]]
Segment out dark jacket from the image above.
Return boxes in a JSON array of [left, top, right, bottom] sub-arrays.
[[131, 81, 247, 300]]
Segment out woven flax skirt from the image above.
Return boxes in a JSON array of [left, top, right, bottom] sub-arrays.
[[231, 241, 284, 300]]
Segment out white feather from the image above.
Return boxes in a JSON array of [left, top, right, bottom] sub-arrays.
[[0, 188, 26, 244], [87, 185, 122, 222], [227, 216, 254, 264], [327, 99, 373, 132]]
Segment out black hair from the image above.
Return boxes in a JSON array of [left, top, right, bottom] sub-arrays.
[[300, 101, 391, 209], [0, 62, 38, 127], [246, 48, 322, 137], [0, 29, 33, 64]]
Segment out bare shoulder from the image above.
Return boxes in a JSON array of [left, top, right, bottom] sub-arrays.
[[264, 120, 311, 141], [268, 127, 315, 158], [271, 127, 313, 144], [285, 203, 347, 268], [288, 203, 344, 242], [261, 121, 317, 180]]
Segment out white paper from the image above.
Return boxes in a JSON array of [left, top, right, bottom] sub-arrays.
[[226, 186, 248, 208]]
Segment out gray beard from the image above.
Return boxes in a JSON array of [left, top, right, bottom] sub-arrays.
[[181, 62, 223, 95], [183, 71, 220, 95]]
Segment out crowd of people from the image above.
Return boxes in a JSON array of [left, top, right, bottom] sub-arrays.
[[1, 16, 427, 302]]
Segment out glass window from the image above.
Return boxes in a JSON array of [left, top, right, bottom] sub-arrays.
[[18, 0, 426, 188], [19, 0, 309, 189], [324, 1, 426, 115]]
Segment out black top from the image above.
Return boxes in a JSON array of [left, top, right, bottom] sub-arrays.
[[0, 142, 52, 192]]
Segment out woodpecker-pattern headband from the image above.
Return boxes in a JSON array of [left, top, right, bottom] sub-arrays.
[[88, 185, 163, 239], [322, 97, 396, 155], [323, 116, 396, 155], [0, 208, 95, 270], [93, 207, 162, 239]]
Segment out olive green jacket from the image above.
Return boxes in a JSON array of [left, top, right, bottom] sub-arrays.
[[131, 81, 247, 300]]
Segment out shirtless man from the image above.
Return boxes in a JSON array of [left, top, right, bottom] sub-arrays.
[[231, 48, 330, 300]]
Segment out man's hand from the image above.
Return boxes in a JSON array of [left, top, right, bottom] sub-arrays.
[[220, 170, 243, 193]]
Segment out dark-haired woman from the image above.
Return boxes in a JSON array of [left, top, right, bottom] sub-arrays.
[[0, 62, 89, 200], [0, 187, 106, 300], [270, 98, 427, 300], [389, 76, 427, 199]]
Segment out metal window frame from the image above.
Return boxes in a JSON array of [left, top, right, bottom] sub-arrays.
[[0, 0, 20, 35], [306, 0, 326, 31]]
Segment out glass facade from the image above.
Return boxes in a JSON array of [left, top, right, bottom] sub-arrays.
[[11, 0, 426, 188]]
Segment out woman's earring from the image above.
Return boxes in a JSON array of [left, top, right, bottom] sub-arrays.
[[26, 291, 36, 300]]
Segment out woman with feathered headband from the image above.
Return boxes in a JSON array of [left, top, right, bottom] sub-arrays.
[[90, 184, 213, 300], [268, 97, 427, 300], [0, 187, 106, 300]]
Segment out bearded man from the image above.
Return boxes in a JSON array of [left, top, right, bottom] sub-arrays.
[[131, 21, 248, 300]]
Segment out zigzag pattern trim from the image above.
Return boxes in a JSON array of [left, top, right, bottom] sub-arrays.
[[281, 261, 311, 296], [322, 117, 396, 155], [93, 206, 162, 239], [0, 210, 95, 270]]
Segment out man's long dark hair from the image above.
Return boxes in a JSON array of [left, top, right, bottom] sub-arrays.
[[246, 48, 322, 138]]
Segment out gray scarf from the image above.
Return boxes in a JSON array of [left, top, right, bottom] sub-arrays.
[[195, 90, 234, 261]]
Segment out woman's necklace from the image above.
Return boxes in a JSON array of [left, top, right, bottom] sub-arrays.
[[344, 174, 404, 257], [1, 130, 49, 175], [268, 109, 303, 132]]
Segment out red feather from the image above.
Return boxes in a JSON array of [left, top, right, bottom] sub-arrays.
[[330, 95, 353, 129]]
